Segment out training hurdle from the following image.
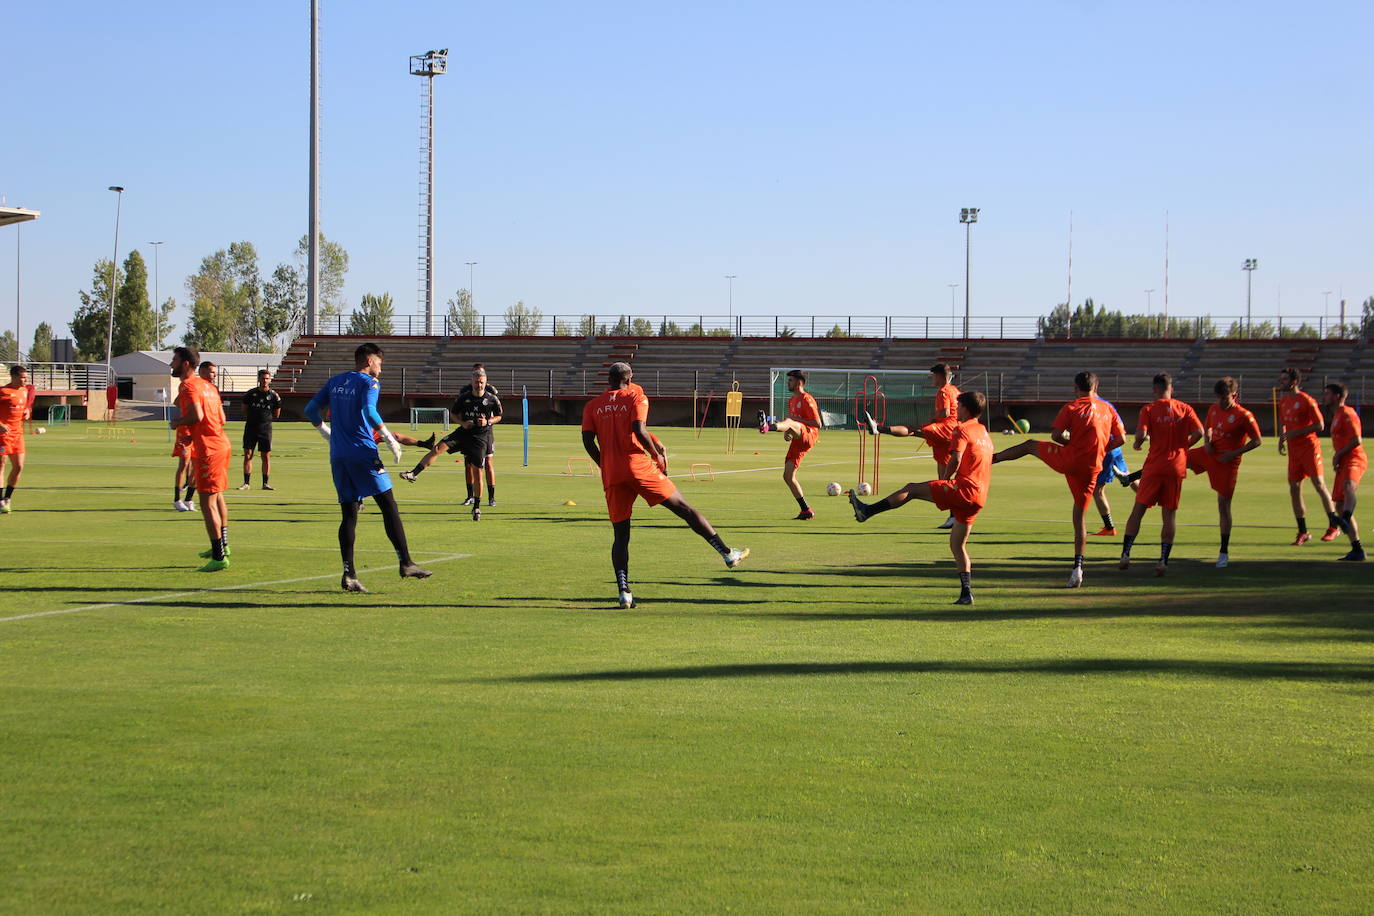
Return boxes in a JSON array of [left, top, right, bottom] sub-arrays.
[[855, 376, 885, 492], [689, 462, 715, 481], [724, 381, 743, 454], [565, 457, 596, 476]]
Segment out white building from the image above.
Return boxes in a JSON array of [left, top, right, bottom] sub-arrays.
[[111, 351, 283, 402]]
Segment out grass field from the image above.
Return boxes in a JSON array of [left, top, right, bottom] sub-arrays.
[[2, 419, 1371, 914]]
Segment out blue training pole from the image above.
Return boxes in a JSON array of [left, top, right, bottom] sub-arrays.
[[522, 385, 529, 467]]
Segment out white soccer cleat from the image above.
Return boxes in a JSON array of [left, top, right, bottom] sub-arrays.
[[1216, 552, 1228, 569], [236, 483, 251, 491], [399, 471, 418, 483], [1067, 566, 1083, 588], [618, 591, 636, 609], [0, 499, 10, 514], [724, 547, 750, 569], [937, 515, 956, 530]]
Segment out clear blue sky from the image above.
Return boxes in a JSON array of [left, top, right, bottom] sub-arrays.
[[4, 0, 1371, 346]]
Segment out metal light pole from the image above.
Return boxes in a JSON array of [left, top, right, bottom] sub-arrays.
[[1145, 289, 1155, 337], [959, 208, 979, 338], [105, 186, 125, 384], [149, 241, 164, 348], [466, 261, 478, 306], [14, 224, 20, 362], [307, 0, 320, 334], [1322, 290, 1332, 331], [411, 48, 448, 336], [947, 284, 959, 335], [725, 275, 737, 332], [1242, 258, 1258, 336]]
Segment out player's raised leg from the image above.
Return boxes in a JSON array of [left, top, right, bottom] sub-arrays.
[[760, 370, 820, 518]]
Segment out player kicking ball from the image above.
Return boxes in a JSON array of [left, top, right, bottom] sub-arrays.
[[990, 372, 1124, 588], [304, 342, 432, 593], [399, 365, 501, 521], [1277, 366, 1346, 546], [1182, 377, 1262, 568], [1117, 373, 1204, 577], [756, 368, 821, 519], [849, 390, 992, 605], [862, 363, 962, 529], [586, 363, 748, 609], [1322, 383, 1365, 561]]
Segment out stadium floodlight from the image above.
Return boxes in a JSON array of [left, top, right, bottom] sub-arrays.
[[958, 208, 979, 338], [1242, 258, 1258, 335], [105, 187, 125, 386], [466, 261, 478, 309], [411, 48, 449, 335], [725, 275, 737, 326]]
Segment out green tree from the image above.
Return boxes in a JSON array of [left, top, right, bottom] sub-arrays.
[[294, 234, 350, 325], [553, 318, 575, 336], [30, 322, 54, 362], [824, 324, 850, 338], [446, 288, 481, 335], [112, 249, 156, 356], [503, 301, 544, 335], [262, 264, 303, 343], [153, 299, 178, 349], [71, 258, 118, 362], [631, 318, 655, 336], [348, 293, 396, 335], [0, 330, 17, 362], [659, 319, 684, 336], [577, 314, 605, 336]]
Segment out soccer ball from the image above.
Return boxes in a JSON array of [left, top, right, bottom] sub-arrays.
[[856, 481, 873, 496], [825, 482, 842, 497], [36, 427, 47, 435]]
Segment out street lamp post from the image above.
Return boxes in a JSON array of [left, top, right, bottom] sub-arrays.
[[959, 208, 979, 338], [149, 241, 164, 347], [465, 261, 477, 305], [1322, 290, 1332, 332], [1145, 289, 1155, 337], [105, 186, 125, 385], [947, 284, 959, 336], [1242, 259, 1258, 336], [725, 275, 737, 333]]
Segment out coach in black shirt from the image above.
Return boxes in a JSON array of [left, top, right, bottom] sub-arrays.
[[240, 370, 282, 490], [456, 365, 501, 507]]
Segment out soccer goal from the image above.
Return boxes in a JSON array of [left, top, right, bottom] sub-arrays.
[[769, 368, 938, 430], [409, 407, 450, 431], [46, 405, 72, 426]]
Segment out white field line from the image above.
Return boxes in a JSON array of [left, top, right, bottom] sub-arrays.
[[0, 553, 471, 624]]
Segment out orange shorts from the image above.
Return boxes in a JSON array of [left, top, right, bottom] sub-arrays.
[[1135, 470, 1184, 510], [603, 466, 679, 524], [1333, 454, 1366, 497], [1035, 441, 1097, 508], [192, 447, 231, 495], [929, 479, 983, 524], [784, 427, 819, 466], [1185, 446, 1241, 498], [1, 430, 24, 456], [172, 436, 194, 460], [1286, 439, 1323, 483], [922, 420, 957, 465]]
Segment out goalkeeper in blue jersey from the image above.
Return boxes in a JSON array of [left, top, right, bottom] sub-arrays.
[[305, 342, 432, 593], [1090, 394, 1139, 536]]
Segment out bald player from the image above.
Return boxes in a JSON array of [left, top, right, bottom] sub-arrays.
[[1322, 383, 1365, 561], [1183, 377, 1262, 568]]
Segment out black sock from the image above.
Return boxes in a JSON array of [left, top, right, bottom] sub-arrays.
[[865, 498, 894, 517], [1343, 510, 1354, 521], [1122, 534, 1136, 556], [1220, 532, 1230, 552], [877, 424, 892, 435], [1074, 554, 1085, 569], [1123, 470, 1142, 485], [1297, 517, 1308, 535], [263, 474, 269, 486], [375, 492, 413, 566], [616, 568, 630, 593], [2, 485, 12, 500], [796, 496, 810, 512], [1352, 539, 1363, 552], [339, 503, 359, 576], [220, 525, 229, 549], [488, 485, 495, 501], [706, 534, 731, 558], [174, 484, 182, 501], [410, 463, 425, 477], [959, 571, 971, 590], [185, 484, 196, 502], [243, 472, 250, 485], [210, 536, 225, 562], [1160, 542, 1173, 564], [1101, 513, 1114, 529]]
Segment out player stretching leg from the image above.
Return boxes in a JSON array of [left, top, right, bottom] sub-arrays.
[[1118, 373, 1204, 576], [991, 372, 1124, 587], [756, 369, 821, 519], [1183, 377, 1262, 567], [588, 363, 748, 609], [863, 363, 961, 528], [1276, 366, 1344, 545], [305, 342, 432, 592], [168, 348, 234, 571], [400, 365, 501, 521], [0, 366, 33, 514], [239, 370, 282, 491], [850, 391, 992, 605], [1323, 383, 1365, 561]]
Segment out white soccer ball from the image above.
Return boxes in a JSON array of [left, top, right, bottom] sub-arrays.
[[825, 481, 842, 497], [36, 427, 47, 435], [856, 481, 873, 496]]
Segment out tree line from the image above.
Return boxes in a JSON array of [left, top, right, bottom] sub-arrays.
[[1038, 298, 1374, 340]]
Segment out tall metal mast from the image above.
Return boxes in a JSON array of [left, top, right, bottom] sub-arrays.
[[410, 49, 447, 336]]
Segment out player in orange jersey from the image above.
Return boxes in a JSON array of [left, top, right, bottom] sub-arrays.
[[756, 369, 822, 519], [169, 361, 218, 511], [864, 363, 962, 529], [991, 372, 1124, 588], [0, 365, 32, 514], [850, 390, 993, 605], [169, 347, 233, 571], [1183, 377, 1263, 568], [1118, 373, 1204, 577], [1322, 383, 1365, 561], [584, 363, 748, 609], [1276, 366, 1343, 545]]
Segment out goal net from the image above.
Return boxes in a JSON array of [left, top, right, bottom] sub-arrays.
[[409, 407, 450, 431], [769, 368, 938, 429]]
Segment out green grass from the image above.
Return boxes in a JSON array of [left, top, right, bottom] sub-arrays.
[[2, 420, 1371, 913]]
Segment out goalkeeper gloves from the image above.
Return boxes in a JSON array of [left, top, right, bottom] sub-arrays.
[[377, 425, 404, 464], [315, 422, 331, 442]]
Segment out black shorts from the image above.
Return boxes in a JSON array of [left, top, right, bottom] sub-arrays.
[[441, 431, 488, 468], [243, 426, 273, 453]]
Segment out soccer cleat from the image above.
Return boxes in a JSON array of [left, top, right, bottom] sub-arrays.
[[794, 508, 815, 520], [261, 484, 275, 491], [399, 562, 433, 579], [236, 483, 251, 490], [1216, 552, 1229, 568], [420, 433, 437, 450], [1337, 548, 1366, 562], [0, 499, 10, 514], [1118, 556, 1131, 570], [488, 498, 497, 507], [173, 500, 191, 512], [937, 516, 956, 530], [461, 496, 477, 506], [861, 410, 880, 436], [1291, 532, 1312, 546], [399, 471, 418, 483], [1067, 566, 1083, 588], [618, 591, 636, 609], [724, 547, 750, 569], [197, 558, 230, 573], [472, 505, 482, 521], [1154, 561, 1167, 577], [954, 589, 974, 605], [848, 490, 869, 523], [1320, 527, 1339, 542], [1091, 527, 1117, 537], [341, 575, 369, 593]]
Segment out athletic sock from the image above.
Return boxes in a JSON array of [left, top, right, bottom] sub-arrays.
[[221, 524, 229, 550], [409, 463, 425, 477], [1100, 513, 1114, 529], [1160, 542, 1173, 565], [1343, 510, 1354, 521], [877, 424, 892, 435], [184, 484, 196, 502], [173, 485, 182, 501], [706, 534, 732, 559], [210, 537, 225, 562], [1121, 534, 1135, 557], [488, 486, 495, 501], [958, 571, 972, 592], [1352, 538, 1364, 552], [1220, 532, 1231, 553], [795, 496, 810, 512], [2, 485, 11, 500], [1122, 470, 1142, 485], [1074, 554, 1085, 569], [263, 474, 270, 486], [1297, 517, 1308, 535], [243, 473, 250, 486], [377, 494, 414, 566], [615, 568, 630, 593], [865, 498, 894, 517]]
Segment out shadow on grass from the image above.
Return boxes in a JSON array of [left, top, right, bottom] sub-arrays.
[[494, 657, 1374, 684]]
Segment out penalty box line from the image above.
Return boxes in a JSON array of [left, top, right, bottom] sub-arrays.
[[0, 553, 472, 625]]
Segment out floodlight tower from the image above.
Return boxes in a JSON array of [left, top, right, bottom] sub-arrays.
[[411, 49, 448, 336], [959, 207, 979, 338], [1242, 258, 1258, 335]]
